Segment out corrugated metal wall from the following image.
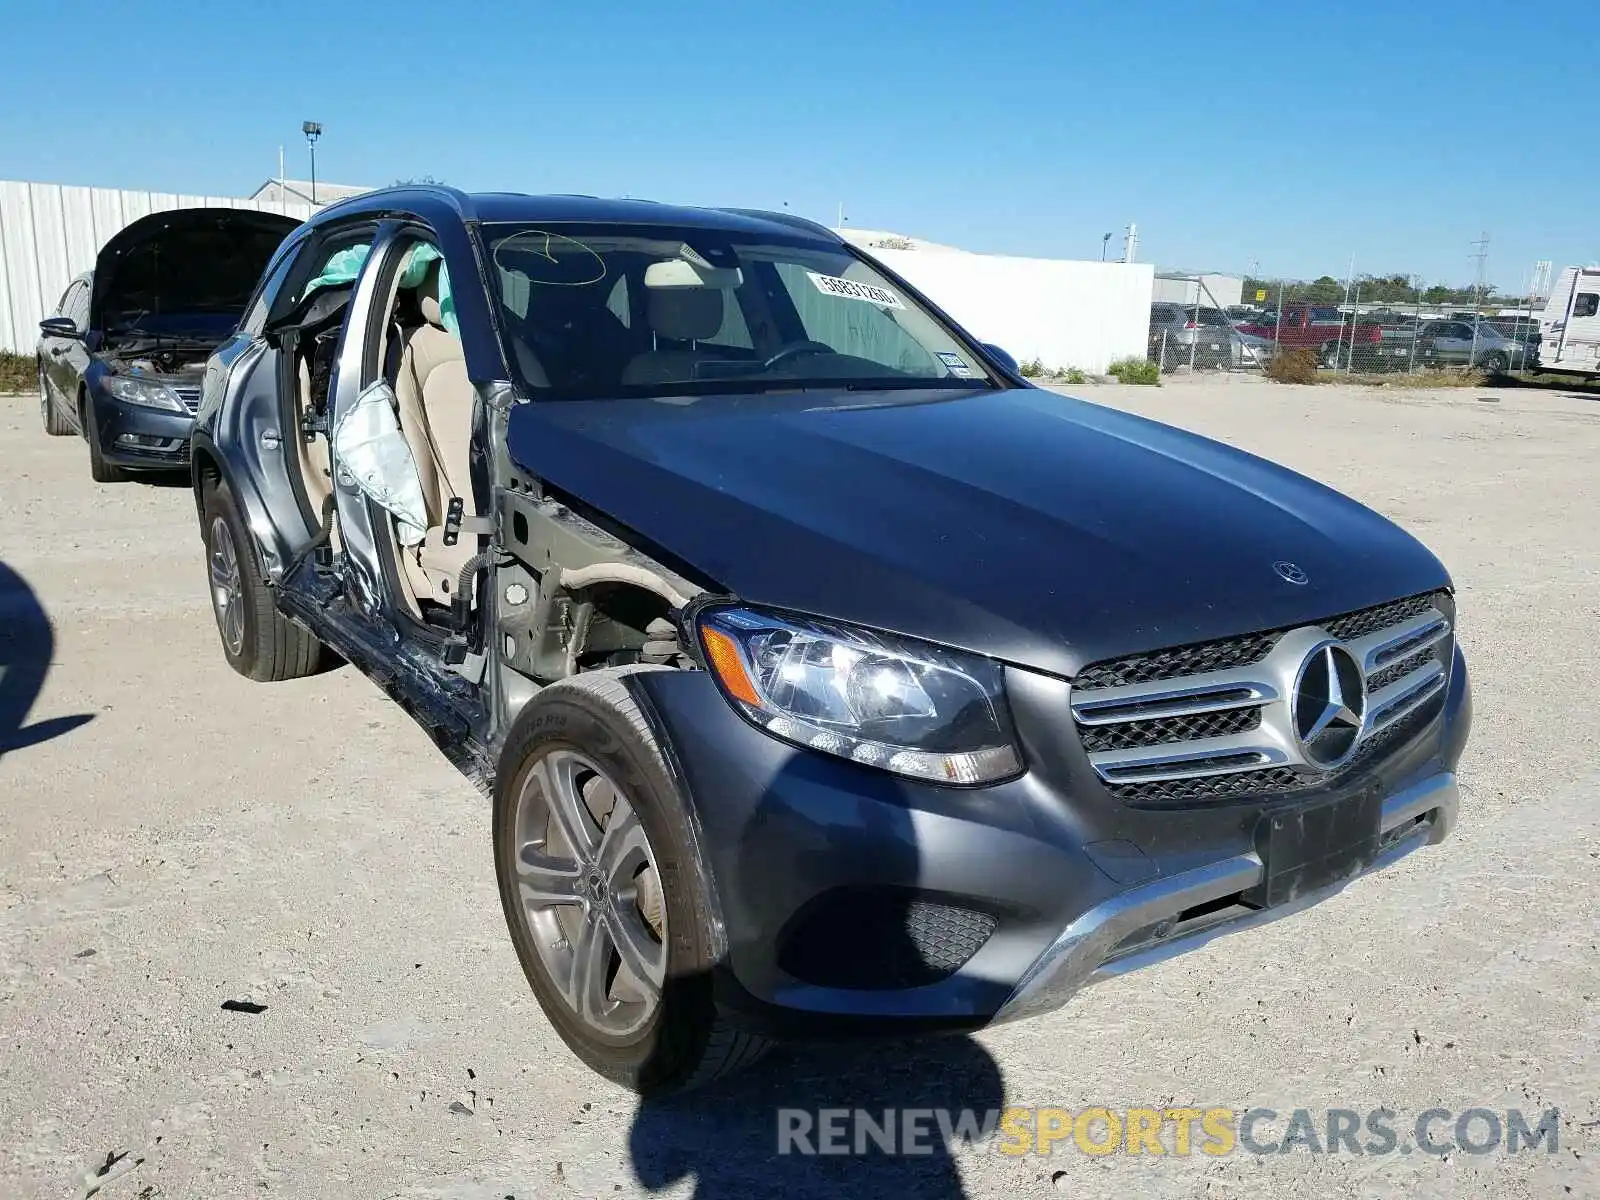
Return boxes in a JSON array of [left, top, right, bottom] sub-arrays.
[[0, 180, 311, 355]]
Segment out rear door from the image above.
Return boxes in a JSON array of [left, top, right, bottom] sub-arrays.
[[1429, 322, 1473, 364], [200, 221, 378, 584]]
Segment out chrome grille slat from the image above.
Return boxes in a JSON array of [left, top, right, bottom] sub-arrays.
[[1073, 591, 1452, 806], [1366, 661, 1448, 732], [1071, 671, 1277, 725], [1091, 733, 1290, 783]]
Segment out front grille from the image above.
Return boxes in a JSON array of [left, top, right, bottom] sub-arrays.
[[777, 888, 997, 990], [1079, 706, 1262, 752], [173, 386, 201, 414], [1074, 591, 1452, 808], [1073, 631, 1281, 691]]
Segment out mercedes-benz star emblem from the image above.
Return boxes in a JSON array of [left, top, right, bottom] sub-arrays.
[[1293, 643, 1366, 767], [1273, 560, 1310, 585]]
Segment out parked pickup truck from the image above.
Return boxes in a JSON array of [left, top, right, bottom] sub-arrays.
[[1242, 305, 1413, 370]]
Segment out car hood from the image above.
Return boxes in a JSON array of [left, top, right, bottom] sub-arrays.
[[506, 387, 1451, 677], [89, 208, 300, 339]]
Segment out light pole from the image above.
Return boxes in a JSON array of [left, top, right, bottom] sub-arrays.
[[1101, 232, 1113, 261], [302, 121, 323, 205]]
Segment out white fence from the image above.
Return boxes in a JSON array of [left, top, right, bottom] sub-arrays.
[[869, 247, 1154, 374], [0, 180, 311, 356]]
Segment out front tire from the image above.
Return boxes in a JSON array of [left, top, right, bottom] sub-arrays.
[[40, 367, 71, 436], [83, 397, 128, 482], [493, 669, 769, 1095], [1478, 351, 1509, 376], [200, 478, 324, 681]]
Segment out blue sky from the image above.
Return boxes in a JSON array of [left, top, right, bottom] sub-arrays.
[[3, 0, 1592, 289]]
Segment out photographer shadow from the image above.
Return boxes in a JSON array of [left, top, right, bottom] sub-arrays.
[[0, 560, 94, 758]]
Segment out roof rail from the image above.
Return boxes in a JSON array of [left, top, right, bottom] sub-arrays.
[[717, 208, 839, 240]]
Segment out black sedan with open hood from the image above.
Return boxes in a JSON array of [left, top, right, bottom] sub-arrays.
[[36, 206, 298, 481]]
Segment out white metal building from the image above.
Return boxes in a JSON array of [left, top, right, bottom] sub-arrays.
[[840, 228, 1155, 373], [249, 178, 371, 206], [0, 180, 317, 355]]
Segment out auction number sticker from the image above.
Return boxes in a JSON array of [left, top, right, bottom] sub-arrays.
[[937, 351, 976, 377], [807, 272, 906, 309]]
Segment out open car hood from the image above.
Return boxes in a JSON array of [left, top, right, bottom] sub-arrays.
[[89, 208, 300, 339]]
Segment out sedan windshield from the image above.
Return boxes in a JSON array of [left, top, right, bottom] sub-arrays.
[[479, 221, 996, 398]]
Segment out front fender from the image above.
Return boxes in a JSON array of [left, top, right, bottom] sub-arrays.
[[190, 430, 306, 584]]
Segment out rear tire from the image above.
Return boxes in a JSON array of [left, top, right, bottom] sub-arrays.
[[493, 668, 770, 1095], [200, 478, 325, 681], [40, 368, 71, 436]]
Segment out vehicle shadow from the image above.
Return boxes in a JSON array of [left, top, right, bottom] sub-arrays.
[[129, 468, 191, 489], [628, 754, 1007, 1199], [0, 560, 95, 757], [1489, 371, 1600, 398]]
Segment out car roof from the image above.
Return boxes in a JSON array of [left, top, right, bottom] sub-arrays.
[[310, 184, 840, 242]]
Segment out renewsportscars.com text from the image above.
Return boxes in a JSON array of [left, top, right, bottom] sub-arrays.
[[775, 1106, 1562, 1158]]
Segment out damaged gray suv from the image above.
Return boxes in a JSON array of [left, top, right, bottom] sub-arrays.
[[191, 186, 1471, 1094]]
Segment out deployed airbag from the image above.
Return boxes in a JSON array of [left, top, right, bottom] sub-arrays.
[[399, 243, 459, 334], [332, 380, 428, 546], [302, 243, 372, 296]]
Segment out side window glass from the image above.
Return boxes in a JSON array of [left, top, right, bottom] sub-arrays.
[[271, 228, 378, 324], [241, 251, 297, 336], [605, 275, 631, 329], [67, 283, 90, 329], [704, 286, 752, 348], [54, 282, 77, 317], [1574, 293, 1599, 319]]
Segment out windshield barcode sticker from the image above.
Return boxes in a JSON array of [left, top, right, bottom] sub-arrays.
[[807, 272, 906, 309], [937, 351, 975, 376]]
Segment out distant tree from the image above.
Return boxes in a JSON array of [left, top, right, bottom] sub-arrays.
[[390, 174, 444, 186]]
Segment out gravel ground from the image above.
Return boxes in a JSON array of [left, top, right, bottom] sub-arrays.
[[1, 377, 1596, 1199]]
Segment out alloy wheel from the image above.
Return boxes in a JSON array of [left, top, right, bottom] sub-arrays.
[[208, 516, 246, 656], [512, 749, 668, 1040]]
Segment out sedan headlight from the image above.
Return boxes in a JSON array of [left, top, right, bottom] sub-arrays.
[[103, 374, 186, 413], [695, 606, 1023, 785]]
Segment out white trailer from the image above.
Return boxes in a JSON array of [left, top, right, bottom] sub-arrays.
[[1537, 266, 1600, 377]]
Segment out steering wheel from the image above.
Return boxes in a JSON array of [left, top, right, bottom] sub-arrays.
[[761, 340, 835, 371]]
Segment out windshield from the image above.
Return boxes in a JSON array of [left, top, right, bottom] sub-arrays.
[[480, 221, 996, 397]]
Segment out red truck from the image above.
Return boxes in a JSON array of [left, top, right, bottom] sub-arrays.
[[1241, 305, 1411, 369]]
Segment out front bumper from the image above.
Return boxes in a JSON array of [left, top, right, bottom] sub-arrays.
[[627, 643, 1471, 1038], [90, 390, 195, 468], [992, 771, 1455, 1024]]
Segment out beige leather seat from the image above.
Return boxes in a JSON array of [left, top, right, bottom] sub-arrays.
[[621, 286, 727, 385], [393, 257, 479, 607]]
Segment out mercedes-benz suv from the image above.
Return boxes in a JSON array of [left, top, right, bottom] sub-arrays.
[[187, 186, 1471, 1094]]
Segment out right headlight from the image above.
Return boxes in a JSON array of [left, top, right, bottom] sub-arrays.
[[694, 605, 1023, 786], [102, 374, 186, 413]]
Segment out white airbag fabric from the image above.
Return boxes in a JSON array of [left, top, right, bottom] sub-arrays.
[[333, 380, 428, 546]]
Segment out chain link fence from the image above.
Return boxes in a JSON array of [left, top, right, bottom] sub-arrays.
[[1145, 272, 1545, 378]]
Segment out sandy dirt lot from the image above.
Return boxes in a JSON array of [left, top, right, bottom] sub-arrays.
[[1, 376, 1596, 1199]]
